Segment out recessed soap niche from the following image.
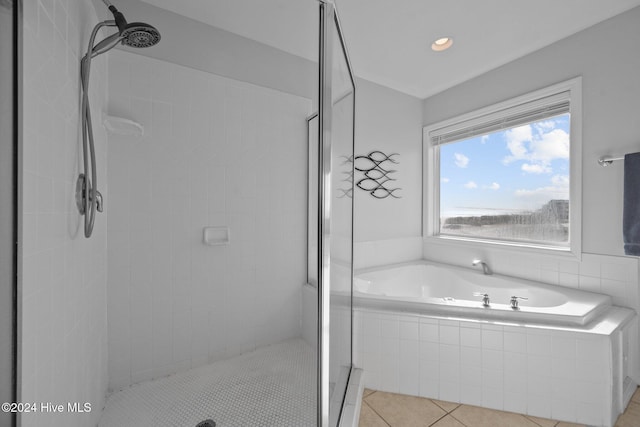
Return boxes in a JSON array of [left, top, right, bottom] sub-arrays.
[[203, 226, 230, 246]]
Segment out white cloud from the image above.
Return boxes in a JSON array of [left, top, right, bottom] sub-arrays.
[[534, 120, 556, 132], [483, 182, 500, 190], [521, 163, 551, 174], [454, 152, 469, 168], [442, 177, 450, 183], [503, 124, 532, 163], [514, 174, 569, 206], [464, 181, 478, 189], [503, 123, 569, 175], [551, 174, 569, 187], [529, 129, 569, 162], [481, 135, 489, 144]]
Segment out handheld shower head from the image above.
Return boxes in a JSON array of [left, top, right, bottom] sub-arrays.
[[87, 5, 161, 58], [121, 22, 161, 48]]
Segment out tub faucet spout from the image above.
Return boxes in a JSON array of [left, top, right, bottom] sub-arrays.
[[472, 259, 492, 275]]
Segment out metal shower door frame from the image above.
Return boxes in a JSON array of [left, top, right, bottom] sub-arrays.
[[317, 1, 356, 426]]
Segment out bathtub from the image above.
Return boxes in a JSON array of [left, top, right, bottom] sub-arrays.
[[354, 260, 612, 326]]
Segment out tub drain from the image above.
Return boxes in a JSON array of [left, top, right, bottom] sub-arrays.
[[196, 420, 216, 427]]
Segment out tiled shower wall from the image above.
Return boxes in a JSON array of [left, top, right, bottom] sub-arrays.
[[21, 0, 109, 426], [106, 50, 311, 390]]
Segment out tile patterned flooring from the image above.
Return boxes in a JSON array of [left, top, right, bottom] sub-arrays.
[[98, 339, 315, 427], [359, 387, 640, 427]]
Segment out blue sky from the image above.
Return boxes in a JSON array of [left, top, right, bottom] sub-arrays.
[[440, 114, 570, 218]]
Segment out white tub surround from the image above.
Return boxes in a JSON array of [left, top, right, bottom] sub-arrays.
[[353, 261, 638, 427]]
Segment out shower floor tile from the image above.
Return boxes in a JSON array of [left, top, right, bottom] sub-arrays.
[[98, 339, 316, 427]]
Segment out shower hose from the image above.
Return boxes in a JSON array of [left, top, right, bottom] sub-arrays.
[[78, 22, 110, 237]]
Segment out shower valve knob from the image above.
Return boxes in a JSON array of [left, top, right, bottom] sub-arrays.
[[94, 190, 104, 213]]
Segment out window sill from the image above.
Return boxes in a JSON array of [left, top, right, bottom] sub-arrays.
[[423, 235, 581, 260]]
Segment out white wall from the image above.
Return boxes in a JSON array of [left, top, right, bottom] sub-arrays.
[[420, 8, 640, 383], [353, 78, 423, 268], [21, 0, 109, 426], [90, 0, 316, 100], [422, 6, 640, 258], [106, 50, 311, 390]]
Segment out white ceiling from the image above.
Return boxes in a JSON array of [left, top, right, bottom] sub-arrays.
[[140, 0, 640, 99]]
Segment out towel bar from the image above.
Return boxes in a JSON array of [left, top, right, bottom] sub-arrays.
[[598, 156, 624, 167]]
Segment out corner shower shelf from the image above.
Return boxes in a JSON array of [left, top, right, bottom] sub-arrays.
[[103, 114, 144, 136]]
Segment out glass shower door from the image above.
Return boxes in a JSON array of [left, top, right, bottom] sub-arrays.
[[318, 2, 355, 426]]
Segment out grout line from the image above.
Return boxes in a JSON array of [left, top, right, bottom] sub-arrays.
[[525, 415, 559, 427], [448, 406, 470, 427], [363, 390, 378, 400], [429, 412, 464, 427], [361, 401, 392, 427], [429, 398, 460, 414]]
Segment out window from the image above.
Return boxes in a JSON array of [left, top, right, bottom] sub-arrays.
[[424, 79, 582, 253]]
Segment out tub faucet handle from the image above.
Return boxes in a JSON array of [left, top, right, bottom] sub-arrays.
[[510, 296, 528, 309], [473, 292, 490, 307]]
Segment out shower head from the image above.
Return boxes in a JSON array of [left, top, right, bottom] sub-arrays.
[[121, 22, 161, 48], [87, 5, 161, 59]]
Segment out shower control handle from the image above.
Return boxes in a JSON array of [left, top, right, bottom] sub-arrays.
[[94, 190, 103, 213], [473, 292, 490, 307], [510, 296, 528, 309]]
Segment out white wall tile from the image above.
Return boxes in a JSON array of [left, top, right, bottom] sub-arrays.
[[551, 399, 576, 424], [380, 317, 400, 339], [460, 385, 482, 406], [579, 274, 601, 293], [503, 392, 527, 414], [504, 332, 526, 353], [482, 386, 503, 411], [358, 309, 618, 426], [527, 334, 552, 356], [106, 50, 311, 388], [400, 320, 419, 341], [439, 325, 460, 345], [482, 349, 503, 372], [439, 344, 460, 365], [460, 346, 481, 367], [21, 0, 108, 424], [481, 328, 503, 350], [551, 335, 576, 359], [460, 364, 481, 385], [460, 327, 481, 348], [419, 320, 439, 342], [576, 401, 604, 426], [438, 381, 459, 402]]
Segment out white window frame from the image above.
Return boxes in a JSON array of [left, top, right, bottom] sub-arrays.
[[423, 77, 582, 258]]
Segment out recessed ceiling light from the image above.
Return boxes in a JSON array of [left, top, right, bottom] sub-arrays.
[[431, 37, 453, 52]]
